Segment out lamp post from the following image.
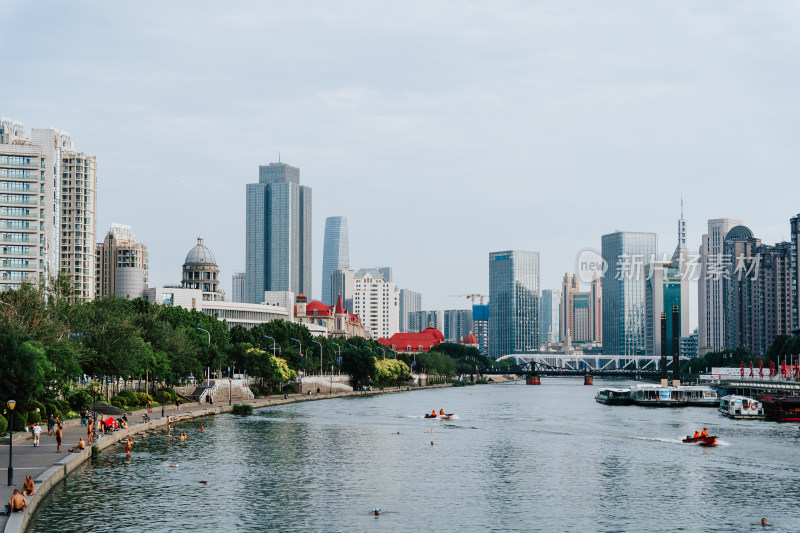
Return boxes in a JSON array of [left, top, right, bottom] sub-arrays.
[[311, 340, 323, 376], [377, 347, 386, 360], [290, 338, 303, 364], [333, 344, 342, 372], [229, 379, 232, 407], [7, 399, 16, 486], [197, 327, 211, 381], [263, 335, 277, 357]]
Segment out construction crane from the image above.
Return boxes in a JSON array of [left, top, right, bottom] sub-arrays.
[[451, 294, 489, 305]]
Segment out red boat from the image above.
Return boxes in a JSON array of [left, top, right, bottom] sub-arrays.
[[758, 394, 800, 423], [682, 435, 718, 446]]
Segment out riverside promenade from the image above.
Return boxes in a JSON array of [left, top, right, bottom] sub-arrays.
[[0, 384, 450, 533]]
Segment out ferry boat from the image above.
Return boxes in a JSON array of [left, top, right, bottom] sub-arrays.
[[718, 395, 765, 419], [630, 384, 718, 407], [758, 394, 800, 423], [595, 388, 634, 405]]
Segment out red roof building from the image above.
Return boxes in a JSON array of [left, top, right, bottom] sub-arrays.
[[294, 294, 365, 339], [378, 327, 445, 353]]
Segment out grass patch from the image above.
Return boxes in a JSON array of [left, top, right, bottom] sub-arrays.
[[231, 404, 253, 415]]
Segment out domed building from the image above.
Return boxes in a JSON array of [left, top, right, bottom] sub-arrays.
[[182, 236, 224, 301], [461, 333, 479, 348]]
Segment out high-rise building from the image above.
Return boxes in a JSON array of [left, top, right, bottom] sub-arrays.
[[698, 218, 742, 354], [245, 162, 311, 303], [723, 226, 793, 355], [231, 271, 246, 303], [1, 118, 46, 292], [561, 274, 602, 344], [472, 304, 489, 356], [182, 236, 224, 301], [56, 145, 97, 301], [645, 262, 689, 357], [489, 250, 540, 358], [95, 223, 148, 299], [399, 288, 421, 332], [601, 232, 657, 355], [321, 216, 349, 305], [791, 213, 800, 330], [680, 329, 699, 359], [645, 210, 690, 357], [540, 290, 560, 345], [352, 268, 399, 338], [443, 309, 473, 343], [408, 310, 444, 333], [331, 268, 356, 312]]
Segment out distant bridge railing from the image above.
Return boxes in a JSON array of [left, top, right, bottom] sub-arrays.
[[482, 354, 690, 378]]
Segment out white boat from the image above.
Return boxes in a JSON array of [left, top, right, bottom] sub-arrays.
[[630, 384, 718, 407], [718, 395, 765, 419], [595, 388, 634, 405]]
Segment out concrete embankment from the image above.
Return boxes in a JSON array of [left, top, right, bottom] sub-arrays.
[[3, 383, 451, 533]]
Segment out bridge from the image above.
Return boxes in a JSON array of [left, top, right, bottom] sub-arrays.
[[482, 353, 691, 379]]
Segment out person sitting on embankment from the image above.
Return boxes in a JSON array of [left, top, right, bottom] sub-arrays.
[[68, 437, 86, 452], [4, 490, 26, 514]]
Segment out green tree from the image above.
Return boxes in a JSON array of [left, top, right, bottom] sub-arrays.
[[0, 333, 49, 411]]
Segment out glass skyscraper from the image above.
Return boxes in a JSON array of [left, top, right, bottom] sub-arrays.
[[321, 216, 349, 305], [601, 232, 657, 355], [539, 289, 560, 344], [245, 162, 311, 303], [489, 250, 540, 358]]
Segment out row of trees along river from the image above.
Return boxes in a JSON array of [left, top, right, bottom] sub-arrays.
[[0, 277, 504, 434]]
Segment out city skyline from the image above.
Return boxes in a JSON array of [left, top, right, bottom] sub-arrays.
[[3, 3, 800, 326]]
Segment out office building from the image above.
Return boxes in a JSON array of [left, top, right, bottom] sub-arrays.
[[331, 268, 356, 312], [95, 223, 148, 299], [540, 289, 560, 345], [245, 162, 311, 303], [791, 213, 800, 330], [561, 274, 602, 344], [399, 288, 422, 332], [698, 218, 742, 354], [1, 118, 46, 292], [352, 268, 399, 338], [601, 232, 657, 355], [321, 216, 349, 305], [645, 262, 689, 357], [443, 308, 473, 343], [723, 226, 793, 355], [680, 329, 699, 359], [231, 271, 246, 303], [489, 250, 540, 358], [408, 310, 444, 333], [182, 236, 224, 301], [472, 304, 489, 356]]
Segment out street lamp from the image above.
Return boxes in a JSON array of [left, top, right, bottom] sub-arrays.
[[229, 379, 232, 407], [377, 347, 386, 359], [311, 340, 323, 376], [7, 399, 16, 486], [197, 327, 211, 381], [263, 335, 277, 357], [333, 344, 342, 372], [290, 338, 303, 364]]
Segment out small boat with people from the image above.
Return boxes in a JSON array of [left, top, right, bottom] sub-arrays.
[[682, 428, 717, 446], [718, 395, 764, 419], [425, 409, 454, 419], [595, 388, 634, 405]]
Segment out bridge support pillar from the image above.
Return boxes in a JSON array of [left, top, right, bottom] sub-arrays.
[[584, 374, 593, 385], [526, 375, 541, 385]]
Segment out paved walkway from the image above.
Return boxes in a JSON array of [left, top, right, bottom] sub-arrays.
[[0, 384, 448, 532]]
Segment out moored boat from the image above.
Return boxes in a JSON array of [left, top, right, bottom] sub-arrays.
[[595, 388, 633, 405], [758, 394, 800, 423], [718, 395, 764, 419], [630, 385, 718, 407]]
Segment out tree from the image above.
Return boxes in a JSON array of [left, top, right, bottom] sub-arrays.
[[0, 333, 49, 411], [341, 345, 377, 389]]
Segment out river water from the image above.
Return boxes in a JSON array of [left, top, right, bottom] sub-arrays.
[[27, 380, 800, 532]]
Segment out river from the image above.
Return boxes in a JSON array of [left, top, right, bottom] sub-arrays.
[[27, 380, 800, 532]]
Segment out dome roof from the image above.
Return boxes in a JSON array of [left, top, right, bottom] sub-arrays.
[[462, 333, 478, 345], [184, 236, 217, 266], [424, 327, 445, 342], [724, 225, 754, 242]]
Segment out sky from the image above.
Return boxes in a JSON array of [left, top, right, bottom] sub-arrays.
[[2, 1, 800, 329]]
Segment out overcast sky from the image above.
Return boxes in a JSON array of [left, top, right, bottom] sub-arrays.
[[3, 1, 799, 328]]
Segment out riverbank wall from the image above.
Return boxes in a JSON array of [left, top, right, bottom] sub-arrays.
[[4, 383, 452, 533]]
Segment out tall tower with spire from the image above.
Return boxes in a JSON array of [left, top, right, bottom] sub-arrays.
[[670, 199, 688, 271]]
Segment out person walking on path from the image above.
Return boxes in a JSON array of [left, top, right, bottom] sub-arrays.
[[32, 423, 41, 447], [47, 414, 55, 435], [55, 424, 63, 453]]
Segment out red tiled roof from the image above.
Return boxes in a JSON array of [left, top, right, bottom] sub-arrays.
[[462, 333, 478, 344], [378, 327, 445, 353]]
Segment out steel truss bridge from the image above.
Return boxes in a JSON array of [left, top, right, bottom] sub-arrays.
[[482, 354, 690, 378]]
